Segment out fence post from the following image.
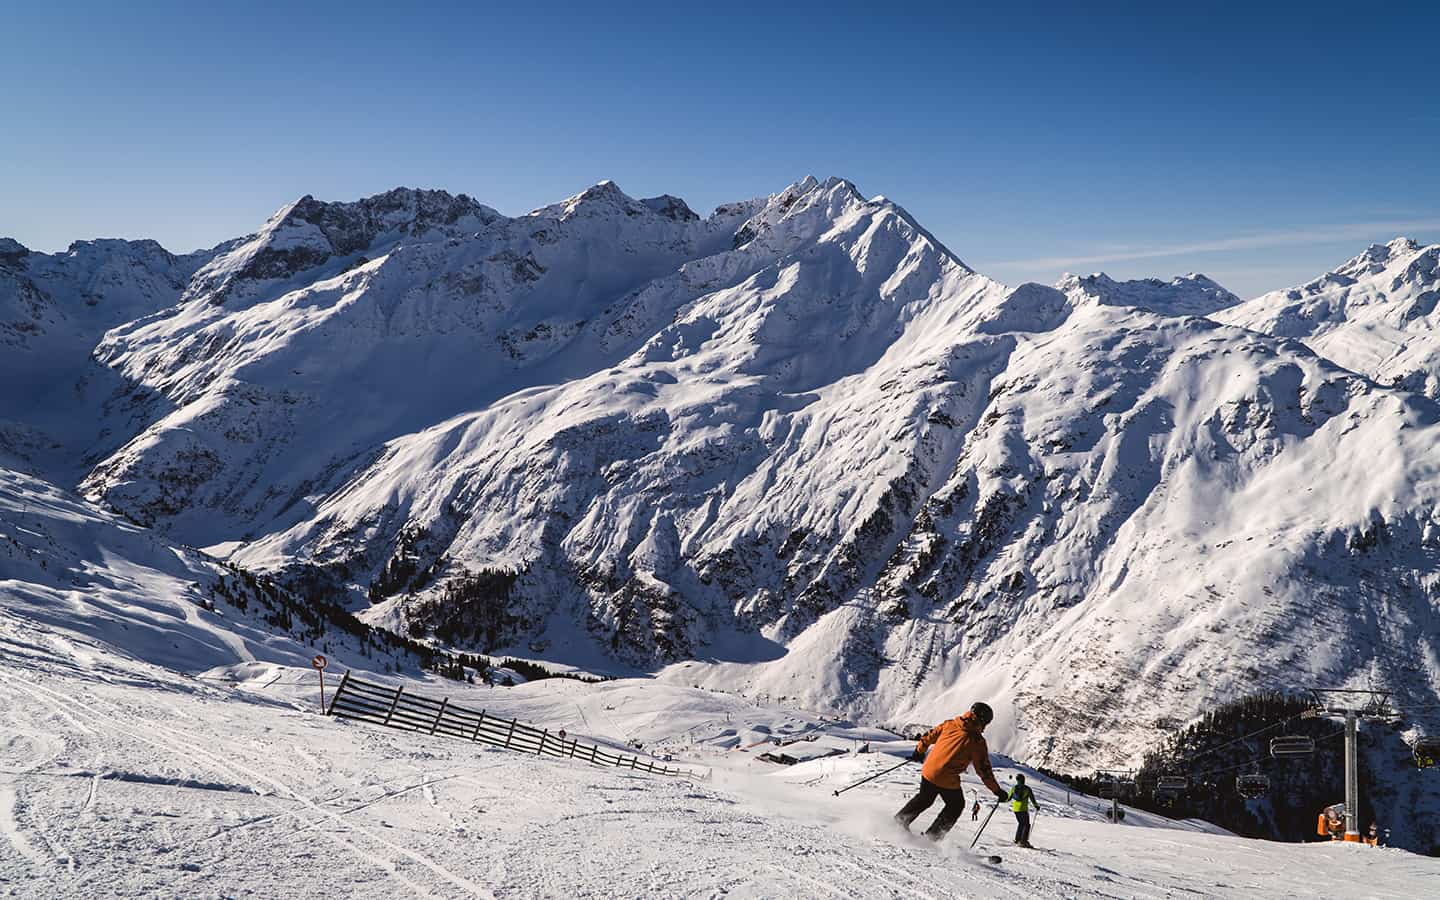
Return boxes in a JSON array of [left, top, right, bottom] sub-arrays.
[[539, 729, 548, 757], [383, 686, 405, 726], [471, 711, 486, 743], [630, 755, 638, 770], [430, 698, 449, 735], [327, 670, 352, 716], [504, 718, 517, 749], [569, 740, 577, 758], [590, 744, 599, 765]]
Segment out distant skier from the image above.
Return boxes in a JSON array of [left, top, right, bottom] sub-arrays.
[[971, 799, 981, 821], [894, 702, 1006, 840], [1007, 773, 1041, 848]]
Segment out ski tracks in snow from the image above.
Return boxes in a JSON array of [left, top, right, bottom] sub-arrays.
[[0, 783, 48, 869], [0, 677, 73, 881], [4, 672, 496, 899], [6, 665, 1438, 899]]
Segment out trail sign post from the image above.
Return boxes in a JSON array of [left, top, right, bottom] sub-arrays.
[[312, 654, 328, 712]]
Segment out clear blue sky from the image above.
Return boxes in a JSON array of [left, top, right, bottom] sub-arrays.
[[4, 1, 1438, 297]]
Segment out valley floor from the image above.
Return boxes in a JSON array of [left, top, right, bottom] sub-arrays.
[[2, 638, 1436, 900]]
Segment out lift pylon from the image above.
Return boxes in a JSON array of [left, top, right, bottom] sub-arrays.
[[1092, 769, 1135, 823], [1308, 688, 1400, 842]]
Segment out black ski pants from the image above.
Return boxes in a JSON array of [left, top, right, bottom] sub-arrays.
[[895, 776, 968, 839], [1014, 810, 1031, 845]]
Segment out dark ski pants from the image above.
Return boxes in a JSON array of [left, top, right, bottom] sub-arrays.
[[1014, 810, 1031, 845], [895, 776, 967, 840]]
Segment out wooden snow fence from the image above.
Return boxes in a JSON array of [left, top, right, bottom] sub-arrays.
[[326, 671, 698, 779]]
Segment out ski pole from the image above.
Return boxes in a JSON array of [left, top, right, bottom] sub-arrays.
[[832, 757, 912, 796], [969, 797, 1002, 849]]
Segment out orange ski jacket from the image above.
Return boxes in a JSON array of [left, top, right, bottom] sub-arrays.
[[915, 710, 1003, 794]]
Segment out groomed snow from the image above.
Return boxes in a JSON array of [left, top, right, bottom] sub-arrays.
[[3, 653, 1436, 899]]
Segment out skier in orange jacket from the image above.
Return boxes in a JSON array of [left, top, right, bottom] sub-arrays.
[[894, 702, 1007, 840]]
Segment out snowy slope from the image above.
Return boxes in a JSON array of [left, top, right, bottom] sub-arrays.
[[664, 289, 1440, 764], [0, 463, 266, 674], [0, 464, 447, 682], [0, 237, 215, 481], [7, 179, 1440, 770], [1216, 238, 1440, 394], [82, 182, 752, 544], [3, 640, 1438, 897]]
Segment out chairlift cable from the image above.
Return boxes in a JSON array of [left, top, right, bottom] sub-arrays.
[[1182, 727, 1346, 781], [1168, 714, 1300, 766]]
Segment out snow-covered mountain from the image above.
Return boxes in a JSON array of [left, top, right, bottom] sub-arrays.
[[0, 462, 463, 681], [1059, 270, 1241, 317], [6, 179, 1440, 767], [1215, 237, 1440, 394], [0, 236, 217, 478]]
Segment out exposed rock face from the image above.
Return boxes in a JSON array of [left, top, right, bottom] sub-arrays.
[[640, 195, 700, 222], [182, 187, 501, 307]]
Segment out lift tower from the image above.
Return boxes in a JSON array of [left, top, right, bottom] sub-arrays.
[[1094, 769, 1135, 823], [1307, 689, 1400, 842]]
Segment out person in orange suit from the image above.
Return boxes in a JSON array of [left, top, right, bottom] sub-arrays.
[[894, 702, 1007, 840]]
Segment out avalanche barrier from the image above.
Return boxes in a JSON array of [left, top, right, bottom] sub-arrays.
[[326, 671, 700, 778]]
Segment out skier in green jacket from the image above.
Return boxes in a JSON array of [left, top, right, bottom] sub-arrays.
[[1008, 773, 1041, 848]]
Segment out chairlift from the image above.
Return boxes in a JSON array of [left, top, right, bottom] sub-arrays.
[[1155, 775, 1188, 796], [1236, 773, 1270, 799], [1098, 775, 1133, 799], [1413, 737, 1439, 770], [1270, 735, 1316, 758]]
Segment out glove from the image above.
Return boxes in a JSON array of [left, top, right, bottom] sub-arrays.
[[910, 750, 924, 763], [994, 789, 1009, 801]]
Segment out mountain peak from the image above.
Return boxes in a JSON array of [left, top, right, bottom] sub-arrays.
[[279, 187, 499, 247], [0, 237, 30, 267], [1212, 236, 1440, 388], [1333, 235, 1424, 279], [575, 179, 629, 202], [778, 175, 864, 205], [1059, 271, 1240, 317], [639, 194, 699, 223], [531, 180, 653, 221], [185, 187, 498, 305]]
